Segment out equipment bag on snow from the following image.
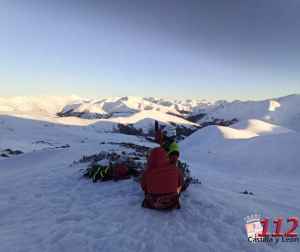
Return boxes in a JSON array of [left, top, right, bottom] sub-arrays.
[[112, 164, 130, 181], [84, 164, 112, 182], [84, 163, 140, 182]]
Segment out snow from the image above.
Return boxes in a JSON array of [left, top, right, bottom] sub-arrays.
[[268, 100, 281, 112], [3, 94, 300, 132], [144, 97, 213, 113], [216, 125, 258, 139], [0, 115, 149, 153], [0, 96, 198, 135], [108, 110, 197, 132], [60, 96, 183, 117], [0, 95, 80, 116], [1, 142, 299, 252], [196, 94, 300, 132], [233, 119, 293, 136], [181, 119, 300, 181], [0, 95, 300, 252]]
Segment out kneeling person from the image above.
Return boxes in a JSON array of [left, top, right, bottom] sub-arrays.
[[141, 147, 183, 210]]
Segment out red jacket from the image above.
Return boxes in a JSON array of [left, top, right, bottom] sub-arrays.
[[141, 147, 183, 194]]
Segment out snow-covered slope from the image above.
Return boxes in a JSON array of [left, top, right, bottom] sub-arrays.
[[0, 96, 199, 137], [59, 96, 183, 118], [0, 95, 80, 116], [181, 120, 300, 180], [195, 94, 300, 131], [232, 119, 293, 136], [0, 115, 147, 153], [0, 111, 196, 155], [1, 118, 299, 252], [3, 94, 299, 133], [144, 97, 212, 113], [108, 110, 197, 132], [1, 95, 300, 252]]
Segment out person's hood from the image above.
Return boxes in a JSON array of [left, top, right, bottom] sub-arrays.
[[168, 142, 179, 155], [147, 147, 169, 170]]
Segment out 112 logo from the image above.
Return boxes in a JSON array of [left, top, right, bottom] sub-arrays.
[[259, 217, 298, 237], [245, 215, 299, 243]]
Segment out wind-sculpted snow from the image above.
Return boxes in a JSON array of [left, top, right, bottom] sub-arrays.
[[0, 115, 149, 154], [181, 121, 300, 181], [195, 94, 300, 131], [233, 119, 293, 136], [0, 141, 299, 252]]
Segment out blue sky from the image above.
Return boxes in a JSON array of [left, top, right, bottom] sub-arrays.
[[0, 0, 299, 100]]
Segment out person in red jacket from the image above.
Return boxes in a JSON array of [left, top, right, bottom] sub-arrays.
[[141, 147, 183, 210]]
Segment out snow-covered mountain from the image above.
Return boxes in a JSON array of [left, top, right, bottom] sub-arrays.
[[58, 96, 214, 118], [181, 119, 299, 179], [143, 97, 212, 114], [193, 94, 300, 131], [56, 94, 300, 132], [0, 95, 80, 116], [1, 94, 300, 252], [0, 96, 199, 153], [3, 94, 299, 132], [58, 96, 184, 118], [1, 94, 300, 144], [0, 96, 199, 138]]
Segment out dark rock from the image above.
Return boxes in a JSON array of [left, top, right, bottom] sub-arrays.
[[199, 118, 238, 128], [241, 190, 254, 195], [186, 113, 207, 123], [3, 149, 14, 155], [57, 109, 112, 119], [115, 124, 144, 136], [55, 144, 70, 149], [12, 150, 23, 155]]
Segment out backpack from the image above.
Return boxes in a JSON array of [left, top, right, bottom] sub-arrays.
[[112, 164, 130, 181], [84, 164, 112, 182], [85, 164, 129, 182], [84, 163, 137, 182]]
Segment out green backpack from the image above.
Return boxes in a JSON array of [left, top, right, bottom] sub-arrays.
[[85, 164, 111, 182]]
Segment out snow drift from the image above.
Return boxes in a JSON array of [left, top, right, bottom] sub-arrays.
[[194, 94, 300, 131], [181, 119, 300, 180]]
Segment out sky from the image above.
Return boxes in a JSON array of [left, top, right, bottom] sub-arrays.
[[0, 0, 300, 101]]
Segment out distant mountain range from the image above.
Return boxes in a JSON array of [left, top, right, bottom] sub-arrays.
[[1, 94, 299, 136]]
